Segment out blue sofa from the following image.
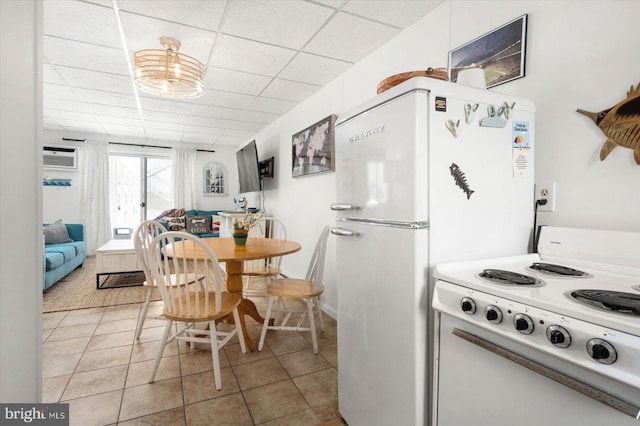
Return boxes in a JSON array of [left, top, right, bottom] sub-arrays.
[[44, 223, 86, 290], [158, 209, 222, 238]]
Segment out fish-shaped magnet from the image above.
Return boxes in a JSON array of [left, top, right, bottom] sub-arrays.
[[449, 163, 474, 199], [577, 82, 640, 164]]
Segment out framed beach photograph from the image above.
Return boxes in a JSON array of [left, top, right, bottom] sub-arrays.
[[448, 14, 528, 89], [291, 114, 336, 178]]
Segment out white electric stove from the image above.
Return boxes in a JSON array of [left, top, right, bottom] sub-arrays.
[[432, 226, 640, 426]]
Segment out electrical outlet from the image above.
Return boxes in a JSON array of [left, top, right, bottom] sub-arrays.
[[535, 182, 556, 212]]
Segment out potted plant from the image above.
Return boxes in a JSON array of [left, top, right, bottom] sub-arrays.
[[232, 212, 262, 245]]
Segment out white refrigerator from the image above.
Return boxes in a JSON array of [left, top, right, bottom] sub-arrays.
[[331, 77, 536, 426]]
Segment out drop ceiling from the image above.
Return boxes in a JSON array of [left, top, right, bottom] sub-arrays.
[[44, 0, 443, 147]]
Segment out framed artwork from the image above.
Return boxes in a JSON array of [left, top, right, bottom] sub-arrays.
[[292, 114, 336, 178], [448, 14, 528, 89]]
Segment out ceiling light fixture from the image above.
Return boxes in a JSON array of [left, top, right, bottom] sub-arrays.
[[132, 37, 205, 99]]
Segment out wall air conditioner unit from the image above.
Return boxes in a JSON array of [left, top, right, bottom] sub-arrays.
[[43, 145, 77, 169]]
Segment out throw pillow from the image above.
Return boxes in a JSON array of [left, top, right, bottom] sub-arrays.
[[186, 215, 212, 235], [167, 216, 185, 231], [43, 220, 73, 244]]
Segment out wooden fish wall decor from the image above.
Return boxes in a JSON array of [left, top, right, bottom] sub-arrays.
[[577, 82, 640, 164]]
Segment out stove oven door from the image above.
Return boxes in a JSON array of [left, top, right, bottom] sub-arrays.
[[434, 312, 640, 426]]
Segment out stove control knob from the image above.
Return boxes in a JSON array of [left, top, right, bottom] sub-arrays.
[[546, 325, 571, 348], [513, 314, 534, 334], [460, 298, 476, 315], [586, 339, 617, 365], [484, 305, 502, 324]]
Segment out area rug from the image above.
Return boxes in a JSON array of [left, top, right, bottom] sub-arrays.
[[43, 256, 160, 313]]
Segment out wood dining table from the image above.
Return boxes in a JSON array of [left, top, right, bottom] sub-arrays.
[[163, 237, 301, 351]]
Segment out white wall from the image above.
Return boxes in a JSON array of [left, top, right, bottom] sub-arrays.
[[249, 0, 640, 318], [0, 0, 43, 402]]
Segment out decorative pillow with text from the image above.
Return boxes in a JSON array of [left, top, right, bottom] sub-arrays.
[[186, 215, 212, 235]]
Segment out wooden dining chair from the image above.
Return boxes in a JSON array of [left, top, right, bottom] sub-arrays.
[[242, 217, 287, 298], [147, 231, 245, 390], [258, 226, 329, 354], [133, 220, 207, 340]]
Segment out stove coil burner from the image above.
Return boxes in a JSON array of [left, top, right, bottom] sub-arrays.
[[570, 290, 640, 317], [529, 262, 592, 278], [479, 269, 544, 287]]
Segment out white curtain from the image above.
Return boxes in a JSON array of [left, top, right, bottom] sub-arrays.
[[80, 140, 111, 255], [171, 147, 197, 210]]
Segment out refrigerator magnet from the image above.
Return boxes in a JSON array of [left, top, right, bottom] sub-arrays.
[[464, 103, 479, 123], [512, 121, 532, 178], [446, 119, 460, 137], [449, 163, 475, 199], [435, 97, 447, 112]]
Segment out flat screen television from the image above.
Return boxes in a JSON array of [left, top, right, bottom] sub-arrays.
[[236, 140, 261, 193]]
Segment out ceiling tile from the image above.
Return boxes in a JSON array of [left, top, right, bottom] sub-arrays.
[[182, 133, 220, 144], [261, 79, 320, 102], [139, 96, 195, 115], [44, 108, 99, 123], [43, 98, 85, 112], [143, 121, 186, 132], [240, 111, 280, 124], [222, 128, 259, 138], [222, 0, 334, 49], [55, 67, 134, 95], [44, 83, 81, 101], [87, 104, 140, 119], [103, 124, 147, 138], [43, 64, 66, 85], [248, 97, 297, 115], [72, 88, 138, 109], [310, 0, 347, 8], [279, 52, 351, 85], [342, 0, 442, 28], [215, 135, 249, 146], [94, 115, 143, 127], [120, 11, 215, 64], [304, 12, 399, 62], [210, 35, 296, 77], [184, 125, 226, 136], [144, 128, 184, 142], [205, 68, 272, 96], [192, 104, 244, 120], [188, 116, 264, 132], [142, 110, 190, 125], [44, 36, 128, 75], [44, 1, 121, 49], [55, 119, 107, 134], [195, 90, 255, 109], [116, 0, 226, 31]]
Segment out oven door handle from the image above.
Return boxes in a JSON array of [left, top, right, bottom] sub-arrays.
[[451, 327, 640, 420]]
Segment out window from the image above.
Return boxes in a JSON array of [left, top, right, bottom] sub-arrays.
[[204, 161, 227, 196], [109, 155, 172, 230]]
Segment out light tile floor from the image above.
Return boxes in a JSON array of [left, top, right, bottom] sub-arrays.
[[42, 298, 343, 426]]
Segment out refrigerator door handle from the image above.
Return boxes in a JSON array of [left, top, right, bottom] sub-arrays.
[[330, 227, 360, 237], [330, 203, 360, 211], [337, 217, 430, 230]]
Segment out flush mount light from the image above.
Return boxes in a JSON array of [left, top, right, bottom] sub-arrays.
[[132, 36, 205, 99]]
